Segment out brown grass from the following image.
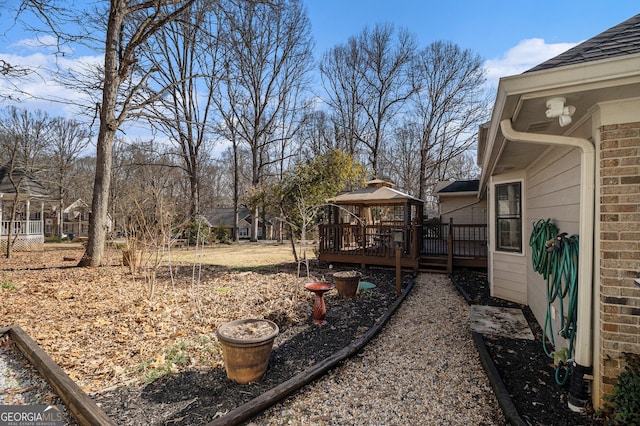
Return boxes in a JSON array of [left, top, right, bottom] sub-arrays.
[[1, 242, 321, 394]]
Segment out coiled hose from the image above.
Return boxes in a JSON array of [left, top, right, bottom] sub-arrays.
[[529, 219, 579, 385]]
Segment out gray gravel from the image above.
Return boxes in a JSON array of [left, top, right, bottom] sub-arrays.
[[0, 333, 79, 425], [250, 273, 506, 425]]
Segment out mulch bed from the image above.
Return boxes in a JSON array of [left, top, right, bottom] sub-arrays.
[[451, 270, 602, 426], [92, 268, 403, 425], [2, 251, 606, 425]]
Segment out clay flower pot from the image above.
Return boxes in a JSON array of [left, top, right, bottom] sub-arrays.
[[333, 270, 362, 298], [216, 318, 279, 384]]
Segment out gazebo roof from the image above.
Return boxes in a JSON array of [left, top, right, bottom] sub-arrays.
[[0, 166, 50, 199], [329, 180, 423, 206]]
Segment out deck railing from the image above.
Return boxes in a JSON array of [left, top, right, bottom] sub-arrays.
[[421, 220, 487, 259], [319, 223, 419, 259], [1, 220, 43, 236], [319, 219, 487, 271]]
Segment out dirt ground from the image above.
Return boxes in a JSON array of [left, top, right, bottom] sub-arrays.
[[1, 242, 402, 424], [0, 242, 320, 395], [1, 243, 603, 425]]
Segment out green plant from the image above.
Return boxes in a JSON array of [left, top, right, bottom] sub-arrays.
[[215, 227, 230, 244], [602, 352, 640, 425], [137, 341, 192, 383], [1, 280, 17, 291], [188, 218, 211, 246]]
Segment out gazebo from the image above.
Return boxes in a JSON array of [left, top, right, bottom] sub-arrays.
[[318, 179, 424, 269], [0, 166, 51, 251]]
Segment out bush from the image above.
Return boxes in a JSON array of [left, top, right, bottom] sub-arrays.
[[215, 227, 230, 244], [602, 352, 640, 425], [187, 218, 211, 246]]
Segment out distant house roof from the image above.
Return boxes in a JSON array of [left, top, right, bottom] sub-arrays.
[[329, 179, 423, 205], [527, 14, 640, 72], [434, 180, 479, 195], [0, 166, 50, 198], [206, 207, 251, 228], [63, 198, 90, 213]]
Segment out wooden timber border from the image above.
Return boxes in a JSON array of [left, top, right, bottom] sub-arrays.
[[0, 326, 115, 426], [206, 274, 417, 426]]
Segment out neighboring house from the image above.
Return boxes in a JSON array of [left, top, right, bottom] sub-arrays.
[[434, 180, 487, 224], [478, 14, 640, 411], [206, 207, 273, 240], [62, 199, 91, 240], [0, 166, 51, 251]]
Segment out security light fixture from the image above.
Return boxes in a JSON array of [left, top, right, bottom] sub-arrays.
[[545, 97, 576, 127]]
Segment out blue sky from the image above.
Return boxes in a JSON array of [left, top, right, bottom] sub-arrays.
[[0, 1, 638, 117], [305, 1, 638, 58], [305, 1, 639, 85]]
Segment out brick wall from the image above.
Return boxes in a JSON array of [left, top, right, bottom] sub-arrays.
[[599, 122, 640, 399]]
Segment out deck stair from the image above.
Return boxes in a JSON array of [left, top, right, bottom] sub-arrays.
[[418, 255, 449, 273]]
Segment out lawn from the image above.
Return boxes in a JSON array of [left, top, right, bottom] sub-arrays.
[[0, 242, 318, 394]]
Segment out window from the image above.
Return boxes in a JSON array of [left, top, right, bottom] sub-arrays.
[[495, 182, 522, 252]]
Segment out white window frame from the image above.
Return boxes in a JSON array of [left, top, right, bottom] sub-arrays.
[[495, 181, 523, 253]]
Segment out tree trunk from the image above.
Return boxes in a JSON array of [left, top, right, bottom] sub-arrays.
[[78, 1, 123, 267]]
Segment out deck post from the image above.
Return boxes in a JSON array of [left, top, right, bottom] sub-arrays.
[[395, 245, 401, 296], [447, 218, 453, 274]]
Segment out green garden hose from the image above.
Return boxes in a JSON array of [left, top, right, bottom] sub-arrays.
[[529, 219, 579, 385]]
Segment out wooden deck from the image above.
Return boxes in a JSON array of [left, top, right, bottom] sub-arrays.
[[318, 221, 487, 273]]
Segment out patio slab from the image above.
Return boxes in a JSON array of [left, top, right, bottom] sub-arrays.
[[469, 305, 534, 340]]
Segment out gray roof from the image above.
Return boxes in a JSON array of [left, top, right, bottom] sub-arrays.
[[527, 14, 640, 72], [435, 180, 479, 194], [0, 166, 50, 198], [206, 207, 251, 227]]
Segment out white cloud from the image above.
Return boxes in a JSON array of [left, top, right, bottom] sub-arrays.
[[0, 47, 102, 118], [483, 38, 579, 88]]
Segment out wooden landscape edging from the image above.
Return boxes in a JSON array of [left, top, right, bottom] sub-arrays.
[[206, 274, 417, 426], [2, 326, 116, 426]]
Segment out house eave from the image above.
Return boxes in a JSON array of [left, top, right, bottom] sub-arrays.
[[479, 52, 640, 194]]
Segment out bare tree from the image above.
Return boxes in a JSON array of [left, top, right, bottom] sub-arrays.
[[321, 24, 417, 176], [0, 107, 51, 173], [21, 0, 198, 266], [44, 117, 91, 237], [319, 38, 366, 157], [215, 0, 313, 241], [411, 41, 489, 200], [384, 120, 422, 195], [141, 0, 221, 220], [0, 106, 52, 257], [297, 109, 336, 158]]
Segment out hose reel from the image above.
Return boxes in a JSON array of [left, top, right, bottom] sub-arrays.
[[529, 219, 579, 385]]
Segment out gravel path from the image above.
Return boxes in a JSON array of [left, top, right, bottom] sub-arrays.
[[250, 273, 506, 425]]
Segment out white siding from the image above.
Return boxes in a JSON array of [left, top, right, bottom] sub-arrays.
[[525, 146, 581, 350], [492, 252, 527, 304], [488, 171, 527, 304], [439, 195, 487, 224]]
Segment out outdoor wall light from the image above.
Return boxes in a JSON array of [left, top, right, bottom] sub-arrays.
[[545, 97, 576, 127]]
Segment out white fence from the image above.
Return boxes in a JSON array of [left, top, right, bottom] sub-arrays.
[[1, 220, 43, 236]]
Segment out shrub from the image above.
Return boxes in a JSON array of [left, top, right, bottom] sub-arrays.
[[602, 352, 640, 425], [187, 218, 211, 246], [215, 227, 230, 244]]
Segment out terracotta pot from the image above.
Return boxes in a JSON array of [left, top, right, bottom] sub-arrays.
[[216, 318, 279, 384], [333, 271, 361, 298]]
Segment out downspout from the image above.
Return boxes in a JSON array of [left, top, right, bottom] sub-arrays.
[[500, 119, 595, 412]]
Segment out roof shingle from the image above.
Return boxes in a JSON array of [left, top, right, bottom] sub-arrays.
[[526, 14, 640, 72]]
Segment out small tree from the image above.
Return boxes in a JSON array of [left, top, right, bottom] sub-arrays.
[[275, 149, 365, 261]]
